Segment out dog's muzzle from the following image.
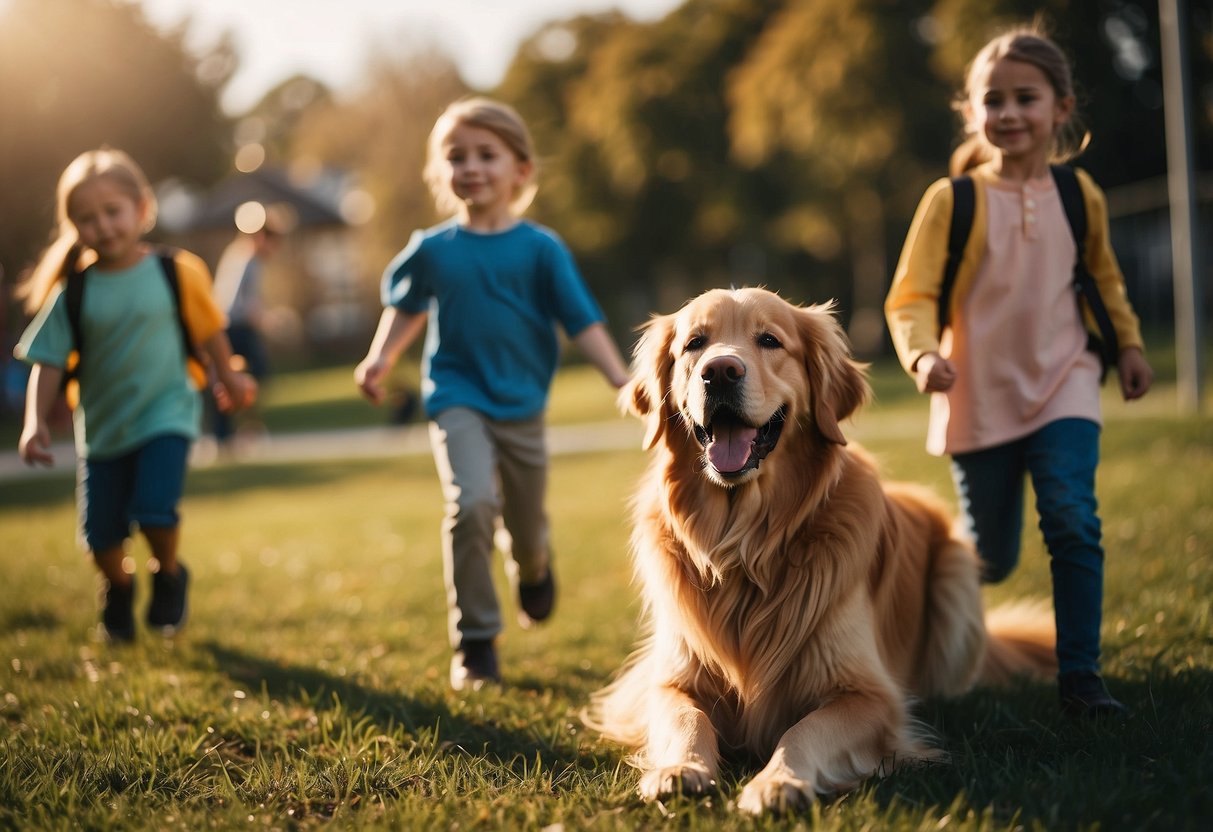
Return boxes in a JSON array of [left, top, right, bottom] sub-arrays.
[[692, 406, 786, 479], [688, 354, 787, 480]]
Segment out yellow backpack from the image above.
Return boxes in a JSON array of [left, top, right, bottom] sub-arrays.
[[62, 248, 208, 408]]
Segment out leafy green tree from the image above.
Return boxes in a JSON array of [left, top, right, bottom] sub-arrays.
[[498, 2, 779, 326], [728, 0, 953, 346]]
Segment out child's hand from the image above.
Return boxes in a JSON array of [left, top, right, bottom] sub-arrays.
[[18, 421, 54, 467], [354, 357, 390, 405], [214, 371, 258, 413], [1118, 346, 1153, 401], [914, 352, 956, 393]]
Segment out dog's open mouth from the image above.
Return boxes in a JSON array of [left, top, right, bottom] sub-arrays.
[[692, 406, 786, 478]]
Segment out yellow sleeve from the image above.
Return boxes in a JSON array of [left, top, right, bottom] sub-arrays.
[[172, 249, 227, 345], [885, 178, 953, 374], [1075, 168, 1144, 352]]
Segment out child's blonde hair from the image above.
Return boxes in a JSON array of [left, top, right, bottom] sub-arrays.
[[19, 147, 157, 313], [951, 26, 1089, 176], [423, 97, 538, 217]]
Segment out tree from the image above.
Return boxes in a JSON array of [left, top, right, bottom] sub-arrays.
[[0, 0, 231, 331], [286, 47, 467, 290], [497, 2, 781, 325]]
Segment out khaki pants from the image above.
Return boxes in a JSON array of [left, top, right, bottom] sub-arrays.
[[429, 407, 551, 647]]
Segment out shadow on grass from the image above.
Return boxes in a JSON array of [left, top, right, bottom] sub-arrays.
[[2, 607, 61, 632], [0, 456, 423, 511], [0, 459, 381, 510], [194, 640, 620, 771], [184, 458, 400, 499], [866, 669, 1213, 828], [0, 475, 76, 510]]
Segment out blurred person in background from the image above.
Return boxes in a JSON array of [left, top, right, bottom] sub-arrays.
[[208, 203, 290, 452]]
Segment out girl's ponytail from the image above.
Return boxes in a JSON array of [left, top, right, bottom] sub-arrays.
[[17, 229, 83, 315]]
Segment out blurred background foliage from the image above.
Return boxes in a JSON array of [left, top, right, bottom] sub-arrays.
[[1, 0, 1210, 359]]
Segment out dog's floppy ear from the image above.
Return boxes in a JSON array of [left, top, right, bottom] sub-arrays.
[[797, 303, 871, 445], [621, 313, 676, 450]]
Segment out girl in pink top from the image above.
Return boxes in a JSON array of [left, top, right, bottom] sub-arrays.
[[886, 27, 1153, 718]]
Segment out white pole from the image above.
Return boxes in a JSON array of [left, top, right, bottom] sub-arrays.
[[1159, 0, 1204, 413]]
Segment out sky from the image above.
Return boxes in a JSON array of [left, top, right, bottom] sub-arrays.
[[138, 0, 685, 113]]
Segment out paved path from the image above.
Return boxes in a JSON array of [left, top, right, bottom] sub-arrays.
[[0, 420, 646, 482]]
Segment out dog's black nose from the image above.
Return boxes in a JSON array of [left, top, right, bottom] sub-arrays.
[[702, 355, 746, 390]]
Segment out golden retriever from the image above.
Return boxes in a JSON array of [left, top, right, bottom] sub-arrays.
[[586, 288, 1055, 814]]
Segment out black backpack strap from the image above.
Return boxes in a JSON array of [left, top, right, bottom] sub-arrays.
[[62, 244, 86, 384], [156, 248, 203, 366], [64, 265, 85, 356], [938, 175, 975, 331], [1050, 165, 1119, 376]]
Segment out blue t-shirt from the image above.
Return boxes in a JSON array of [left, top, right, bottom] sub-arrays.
[[382, 219, 604, 421]]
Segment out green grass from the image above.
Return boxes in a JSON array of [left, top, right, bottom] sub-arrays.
[[1, 364, 1211, 829]]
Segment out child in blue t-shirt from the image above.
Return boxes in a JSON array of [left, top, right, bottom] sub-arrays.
[[355, 97, 630, 691], [15, 148, 256, 642]]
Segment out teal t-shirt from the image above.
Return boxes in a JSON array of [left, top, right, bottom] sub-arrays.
[[382, 220, 605, 421], [16, 256, 202, 459]]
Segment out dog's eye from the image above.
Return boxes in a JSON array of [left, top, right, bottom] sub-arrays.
[[685, 335, 706, 352], [757, 333, 782, 349]]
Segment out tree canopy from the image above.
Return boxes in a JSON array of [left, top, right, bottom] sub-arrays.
[[2, 0, 1208, 354], [0, 0, 231, 311]]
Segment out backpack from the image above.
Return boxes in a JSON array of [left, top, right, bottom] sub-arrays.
[[937, 165, 1120, 379], [62, 248, 206, 408]]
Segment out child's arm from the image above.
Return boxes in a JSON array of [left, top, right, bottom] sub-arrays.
[[201, 330, 258, 413], [355, 307, 427, 405], [573, 322, 630, 390], [18, 363, 63, 466], [1117, 346, 1153, 401]]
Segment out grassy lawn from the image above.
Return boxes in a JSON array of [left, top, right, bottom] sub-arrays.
[[1, 362, 1210, 829]]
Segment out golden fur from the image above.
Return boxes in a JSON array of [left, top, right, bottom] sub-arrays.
[[585, 288, 1056, 814]]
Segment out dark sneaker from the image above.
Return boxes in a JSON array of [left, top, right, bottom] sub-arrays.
[[100, 577, 136, 643], [450, 639, 500, 691], [517, 568, 556, 628], [1059, 671, 1130, 718], [147, 564, 190, 634]]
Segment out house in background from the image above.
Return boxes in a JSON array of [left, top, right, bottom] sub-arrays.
[[156, 165, 377, 364]]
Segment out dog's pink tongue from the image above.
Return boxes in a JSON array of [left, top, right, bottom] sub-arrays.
[[707, 423, 758, 473]]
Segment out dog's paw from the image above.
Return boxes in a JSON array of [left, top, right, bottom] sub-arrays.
[[637, 763, 716, 800], [735, 772, 815, 815]]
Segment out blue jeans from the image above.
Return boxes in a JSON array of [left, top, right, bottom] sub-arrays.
[[950, 418, 1104, 675], [78, 435, 191, 552]]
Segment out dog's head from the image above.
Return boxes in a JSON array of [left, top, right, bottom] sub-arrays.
[[624, 288, 869, 486]]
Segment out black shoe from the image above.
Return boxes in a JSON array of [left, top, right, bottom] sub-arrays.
[[1059, 671, 1130, 718], [450, 639, 500, 691], [517, 568, 556, 628], [147, 564, 190, 634], [100, 577, 136, 642]]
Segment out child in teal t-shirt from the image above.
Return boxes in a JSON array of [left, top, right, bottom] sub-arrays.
[[15, 148, 256, 642]]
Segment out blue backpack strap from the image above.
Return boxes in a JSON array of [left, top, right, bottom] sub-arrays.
[[938, 175, 975, 331], [1049, 165, 1119, 377]]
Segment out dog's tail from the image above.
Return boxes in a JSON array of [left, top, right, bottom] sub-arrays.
[[978, 600, 1058, 686], [581, 642, 654, 748]]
